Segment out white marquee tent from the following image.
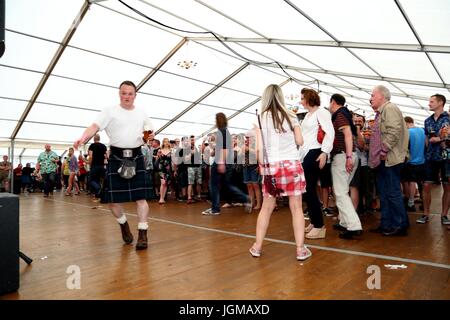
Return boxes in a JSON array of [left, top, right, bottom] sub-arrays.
[[1, 0, 450, 164]]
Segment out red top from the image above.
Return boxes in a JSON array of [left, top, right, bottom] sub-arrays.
[[78, 159, 87, 175]]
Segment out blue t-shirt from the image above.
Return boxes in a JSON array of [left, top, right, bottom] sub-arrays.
[[424, 111, 449, 161], [408, 127, 425, 165]]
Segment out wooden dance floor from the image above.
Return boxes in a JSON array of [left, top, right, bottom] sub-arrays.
[[1, 190, 449, 300]]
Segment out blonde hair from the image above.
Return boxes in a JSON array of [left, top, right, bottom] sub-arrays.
[[161, 138, 170, 150], [260, 84, 296, 132]]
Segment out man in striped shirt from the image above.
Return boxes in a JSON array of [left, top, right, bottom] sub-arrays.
[[329, 94, 363, 239]]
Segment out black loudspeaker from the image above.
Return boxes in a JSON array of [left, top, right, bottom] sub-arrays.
[[0, 0, 5, 58], [0, 193, 19, 295]]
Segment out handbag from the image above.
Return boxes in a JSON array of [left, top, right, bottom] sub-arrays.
[[317, 118, 325, 144], [256, 111, 284, 197]]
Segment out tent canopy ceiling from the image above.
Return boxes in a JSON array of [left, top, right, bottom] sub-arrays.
[[2, 0, 450, 160]]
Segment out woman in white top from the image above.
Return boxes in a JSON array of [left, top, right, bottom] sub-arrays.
[[249, 84, 311, 261], [300, 88, 335, 239]]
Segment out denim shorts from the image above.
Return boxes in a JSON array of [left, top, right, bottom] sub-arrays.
[[243, 165, 260, 184]]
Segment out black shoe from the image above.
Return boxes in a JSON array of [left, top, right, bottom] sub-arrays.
[[333, 223, 347, 231], [369, 226, 385, 233], [339, 230, 363, 239], [136, 229, 148, 250], [119, 221, 134, 244], [323, 208, 334, 217], [406, 204, 416, 212], [382, 227, 408, 236]]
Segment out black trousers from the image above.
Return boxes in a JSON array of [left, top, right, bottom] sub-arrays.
[[42, 172, 56, 196], [302, 149, 324, 228]]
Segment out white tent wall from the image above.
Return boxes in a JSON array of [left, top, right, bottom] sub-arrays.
[[1, 0, 450, 164]]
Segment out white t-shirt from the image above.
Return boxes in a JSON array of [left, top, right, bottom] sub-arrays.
[[300, 107, 334, 161], [356, 148, 368, 166], [259, 112, 301, 163], [94, 105, 154, 148]]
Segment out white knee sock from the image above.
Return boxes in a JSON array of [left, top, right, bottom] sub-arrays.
[[116, 214, 127, 225], [138, 222, 148, 230]]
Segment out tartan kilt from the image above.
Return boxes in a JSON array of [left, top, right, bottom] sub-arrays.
[[260, 160, 307, 197], [101, 153, 154, 203]]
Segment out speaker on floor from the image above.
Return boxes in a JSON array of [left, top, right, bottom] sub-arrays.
[[0, 193, 19, 295]]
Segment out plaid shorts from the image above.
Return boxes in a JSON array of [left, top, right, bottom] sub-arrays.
[[260, 160, 307, 197]]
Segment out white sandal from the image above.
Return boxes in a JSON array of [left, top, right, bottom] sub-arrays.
[[296, 246, 312, 261], [249, 245, 262, 257]]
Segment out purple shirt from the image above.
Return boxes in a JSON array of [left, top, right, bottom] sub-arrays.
[[69, 155, 79, 173]]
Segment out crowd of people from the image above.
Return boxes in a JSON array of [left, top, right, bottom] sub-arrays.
[[2, 80, 449, 259], [0, 143, 103, 197]]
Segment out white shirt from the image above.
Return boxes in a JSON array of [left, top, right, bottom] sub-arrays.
[[259, 112, 301, 163], [94, 105, 154, 148], [356, 148, 368, 166], [300, 107, 334, 161]]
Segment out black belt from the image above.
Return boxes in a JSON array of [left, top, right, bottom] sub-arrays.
[[110, 146, 142, 158]]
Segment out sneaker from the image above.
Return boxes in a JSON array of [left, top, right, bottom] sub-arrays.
[[296, 246, 312, 261], [416, 215, 429, 224], [406, 204, 416, 212], [323, 208, 334, 217], [202, 208, 212, 215], [382, 227, 408, 237], [202, 208, 220, 215], [441, 216, 450, 225]]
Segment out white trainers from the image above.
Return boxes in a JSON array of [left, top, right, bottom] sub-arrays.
[[202, 208, 220, 215]]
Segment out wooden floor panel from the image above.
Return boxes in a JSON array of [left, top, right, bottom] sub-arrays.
[[1, 192, 449, 300]]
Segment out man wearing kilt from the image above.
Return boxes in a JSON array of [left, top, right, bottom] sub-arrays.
[[74, 81, 154, 250]]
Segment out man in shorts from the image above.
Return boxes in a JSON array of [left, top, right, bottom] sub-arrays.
[[416, 94, 450, 225]]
